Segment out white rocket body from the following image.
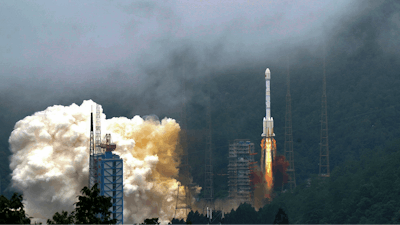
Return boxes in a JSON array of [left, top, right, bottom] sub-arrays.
[[262, 68, 274, 137]]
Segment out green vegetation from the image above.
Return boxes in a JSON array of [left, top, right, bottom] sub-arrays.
[[0, 0, 399, 224], [182, 0, 400, 200], [73, 184, 117, 224], [171, 203, 288, 224], [171, 138, 400, 224], [269, 138, 400, 224], [4, 139, 400, 224], [142, 217, 160, 224], [0, 193, 31, 224], [0, 184, 117, 224]]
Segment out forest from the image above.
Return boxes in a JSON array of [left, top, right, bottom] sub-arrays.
[[0, 139, 400, 225]]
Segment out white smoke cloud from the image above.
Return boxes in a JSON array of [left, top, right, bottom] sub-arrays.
[[9, 100, 198, 224]]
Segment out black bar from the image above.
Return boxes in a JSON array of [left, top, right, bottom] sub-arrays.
[[91, 113, 93, 131]]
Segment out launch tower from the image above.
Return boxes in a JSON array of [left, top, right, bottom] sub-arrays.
[[204, 75, 213, 211], [175, 70, 194, 217], [89, 104, 124, 224], [319, 50, 330, 177], [284, 61, 296, 191], [228, 140, 255, 207]]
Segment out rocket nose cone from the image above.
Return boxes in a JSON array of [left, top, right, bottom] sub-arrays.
[[265, 68, 270, 76]]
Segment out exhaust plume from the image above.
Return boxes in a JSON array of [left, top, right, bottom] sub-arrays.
[[261, 138, 273, 198], [250, 165, 267, 209], [272, 155, 290, 191], [8, 100, 198, 224]]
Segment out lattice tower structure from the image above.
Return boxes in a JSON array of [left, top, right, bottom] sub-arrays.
[[175, 153, 193, 217], [175, 73, 193, 217], [90, 104, 102, 190], [319, 47, 330, 177], [284, 60, 296, 191], [204, 75, 213, 211], [89, 105, 124, 223], [94, 134, 124, 224], [89, 107, 96, 189], [228, 140, 254, 207], [249, 145, 258, 206], [95, 104, 102, 155]]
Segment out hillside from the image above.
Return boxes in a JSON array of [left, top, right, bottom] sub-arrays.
[[182, 0, 400, 198], [0, 1, 399, 207]]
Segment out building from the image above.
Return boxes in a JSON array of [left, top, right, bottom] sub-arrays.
[[228, 139, 255, 207]]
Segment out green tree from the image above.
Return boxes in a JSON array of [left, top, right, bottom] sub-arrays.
[[74, 184, 117, 224], [143, 217, 160, 224], [223, 203, 259, 224], [170, 218, 185, 224], [185, 210, 207, 224], [0, 193, 31, 224], [273, 208, 289, 224], [47, 183, 117, 224], [47, 210, 75, 224]]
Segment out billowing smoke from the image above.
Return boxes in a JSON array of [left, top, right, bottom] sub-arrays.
[[272, 155, 290, 192], [250, 165, 267, 209], [8, 100, 198, 223]]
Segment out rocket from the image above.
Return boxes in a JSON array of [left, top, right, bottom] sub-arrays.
[[261, 68, 275, 193], [262, 68, 275, 138]]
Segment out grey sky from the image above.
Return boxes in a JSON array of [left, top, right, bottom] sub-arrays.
[[0, 0, 367, 114]]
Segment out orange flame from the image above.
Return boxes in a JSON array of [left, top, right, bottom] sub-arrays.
[[264, 138, 273, 190], [261, 138, 274, 199], [260, 138, 266, 149]]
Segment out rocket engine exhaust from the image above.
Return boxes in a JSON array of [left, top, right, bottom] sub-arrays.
[[8, 100, 201, 224]]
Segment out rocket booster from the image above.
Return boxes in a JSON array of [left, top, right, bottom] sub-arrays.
[[262, 68, 274, 137]]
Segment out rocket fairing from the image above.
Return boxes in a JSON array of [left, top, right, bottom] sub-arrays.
[[262, 68, 275, 137]]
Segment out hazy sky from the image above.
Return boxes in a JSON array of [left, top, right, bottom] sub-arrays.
[[1, 0, 362, 113], [2, 0, 400, 216]]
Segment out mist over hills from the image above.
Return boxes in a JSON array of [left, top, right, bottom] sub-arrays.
[[0, 0, 399, 208], [188, 0, 400, 197]]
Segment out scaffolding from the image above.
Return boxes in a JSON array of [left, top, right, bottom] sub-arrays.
[[204, 74, 213, 211], [89, 105, 124, 224], [95, 104, 102, 154], [319, 46, 330, 178], [93, 134, 124, 224], [175, 68, 194, 218], [284, 58, 296, 191], [228, 140, 254, 207], [175, 136, 192, 216]]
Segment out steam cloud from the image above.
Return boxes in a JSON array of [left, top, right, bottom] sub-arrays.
[[8, 100, 197, 223]]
